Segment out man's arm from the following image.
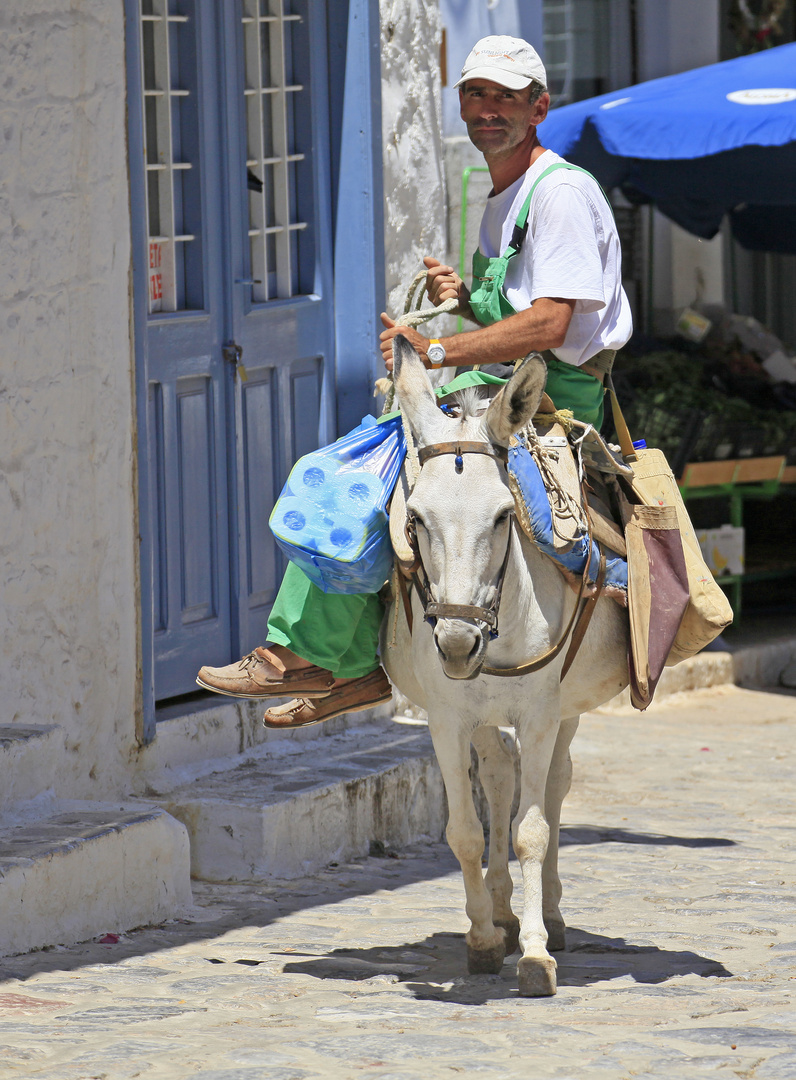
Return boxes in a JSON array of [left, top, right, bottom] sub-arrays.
[[379, 296, 576, 372]]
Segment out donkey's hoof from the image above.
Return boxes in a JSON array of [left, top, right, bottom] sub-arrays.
[[467, 943, 505, 975], [517, 955, 557, 997], [495, 917, 521, 955], [544, 917, 567, 952]]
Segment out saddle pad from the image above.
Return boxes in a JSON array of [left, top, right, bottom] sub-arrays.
[[388, 458, 415, 567], [529, 422, 585, 553], [507, 440, 628, 600]]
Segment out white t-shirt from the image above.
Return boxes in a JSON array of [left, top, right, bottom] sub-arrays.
[[477, 149, 633, 367]]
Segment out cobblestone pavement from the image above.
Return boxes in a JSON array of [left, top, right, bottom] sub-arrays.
[[1, 684, 795, 1080]]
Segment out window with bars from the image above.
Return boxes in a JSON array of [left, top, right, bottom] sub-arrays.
[[140, 0, 202, 314], [543, 0, 612, 107], [242, 0, 310, 304]]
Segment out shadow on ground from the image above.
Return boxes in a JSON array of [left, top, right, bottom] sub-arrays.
[[0, 825, 736, 987], [282, 924, 733, 1006], [560, 824, 736, 848]]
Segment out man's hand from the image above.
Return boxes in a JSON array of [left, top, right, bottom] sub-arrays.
[[424, 256, 469, 308], [379, 315, 432, 373]]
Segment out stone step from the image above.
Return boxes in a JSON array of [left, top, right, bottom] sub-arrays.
[[0, 725, 63, 811], [156, 636, 796, 885], [0, 803, 192, 957], [160, 718, 448, 881]]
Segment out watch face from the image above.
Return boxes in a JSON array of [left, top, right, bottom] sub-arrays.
[[427, 343, 445, 365]]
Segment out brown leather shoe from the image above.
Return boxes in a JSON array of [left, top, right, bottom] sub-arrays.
[[262, 667, 393, 730], [196, 647, 335, 700]]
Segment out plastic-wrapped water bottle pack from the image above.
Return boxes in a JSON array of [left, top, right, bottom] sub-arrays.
[[270, 414, 406, 594]]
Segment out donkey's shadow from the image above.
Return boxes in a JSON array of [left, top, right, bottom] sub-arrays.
[[281, 927, 732, 1006]]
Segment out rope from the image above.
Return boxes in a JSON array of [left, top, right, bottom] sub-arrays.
[[531, 408, 575, 434], [378, 270, 464, 485], [519, 422, 589, 546], [378, 270, 463, 416]]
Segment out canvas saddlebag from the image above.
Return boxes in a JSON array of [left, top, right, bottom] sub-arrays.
[[609, 388, 733, 709]]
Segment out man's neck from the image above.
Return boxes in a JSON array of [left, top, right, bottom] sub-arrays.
[[486, 137, 548, 195]]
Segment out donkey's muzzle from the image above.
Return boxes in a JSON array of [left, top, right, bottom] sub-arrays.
[[434, 619, 487, 680]]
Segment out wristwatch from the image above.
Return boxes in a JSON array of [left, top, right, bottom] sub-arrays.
[[427, 340, 446, 367]]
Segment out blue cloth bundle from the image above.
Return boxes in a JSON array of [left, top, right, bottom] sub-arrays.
[[270, 414, 406, 594], [507, 441, 627, 595]]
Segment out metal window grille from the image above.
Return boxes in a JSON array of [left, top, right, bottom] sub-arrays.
[[243, 0, 308, 303], [543, 0, 574, 106], [140, 0, 199, 313]]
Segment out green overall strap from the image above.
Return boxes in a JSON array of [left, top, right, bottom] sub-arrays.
[[469, 161, 612, 329], [505, 162, 613, 261]]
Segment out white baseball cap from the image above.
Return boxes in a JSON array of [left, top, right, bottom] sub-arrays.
[[454, 35, 547, 92]]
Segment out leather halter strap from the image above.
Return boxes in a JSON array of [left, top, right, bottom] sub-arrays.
[[418, 441, 508, 467], [402, 438, 606, 682], [408, 438, 511, 635], [421, 523, 513, 633]]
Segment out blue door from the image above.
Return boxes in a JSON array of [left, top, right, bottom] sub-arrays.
[[128, 0, 336, 706]]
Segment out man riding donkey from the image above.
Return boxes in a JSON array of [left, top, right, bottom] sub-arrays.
[[197, 35, 633, 726]]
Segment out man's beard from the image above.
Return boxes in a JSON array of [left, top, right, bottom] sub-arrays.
[[467, 119, 523, 157]]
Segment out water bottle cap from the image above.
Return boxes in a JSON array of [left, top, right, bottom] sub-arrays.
[[632, 439, 647, 450]]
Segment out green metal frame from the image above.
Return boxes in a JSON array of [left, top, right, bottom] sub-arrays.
[[679, 469, 791, 623], [458, 166, 489, 333]]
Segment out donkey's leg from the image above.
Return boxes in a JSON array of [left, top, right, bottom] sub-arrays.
[[471, 726, 520, 955], [543, 714, 579, 952], [512, 710, 561, 997], [429, 717, 506, 975]]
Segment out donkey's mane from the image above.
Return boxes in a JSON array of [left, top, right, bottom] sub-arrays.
[[442, 386, 491, 422]]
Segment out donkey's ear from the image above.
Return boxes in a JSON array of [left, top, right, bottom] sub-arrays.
[[392, 334, 443, 444], [483, 352, 547, 445]]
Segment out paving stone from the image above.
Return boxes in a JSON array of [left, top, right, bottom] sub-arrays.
[[757, 1052, 796, 1078], [190, 1072, 310, 1080], [1, 686, 795, 1078]]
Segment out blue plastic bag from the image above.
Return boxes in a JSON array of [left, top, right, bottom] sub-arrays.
[[269, 414, 407, 594]]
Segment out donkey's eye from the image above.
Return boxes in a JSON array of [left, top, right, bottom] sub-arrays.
[[495, 510, 510, 528], [413, 515, 426, 531]]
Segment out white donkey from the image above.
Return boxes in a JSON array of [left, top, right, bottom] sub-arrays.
[[381, 337, 629, 997]]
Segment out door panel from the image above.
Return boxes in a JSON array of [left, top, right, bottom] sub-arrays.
[[176, 374, 218, 624], [133, 0, 334, 702], [224, 0, 335, 657], [234, 354, 324, 649]]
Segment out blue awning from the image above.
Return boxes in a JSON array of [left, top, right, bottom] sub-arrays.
[[539, 43, 796, 251]]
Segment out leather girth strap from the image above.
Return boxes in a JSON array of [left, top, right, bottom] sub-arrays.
[[397, 566, 414, 635], [480, 537, 604, 679], [559, 543, 607, 681]]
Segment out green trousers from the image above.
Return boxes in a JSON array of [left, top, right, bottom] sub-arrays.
[[266, 364, 604, 676]]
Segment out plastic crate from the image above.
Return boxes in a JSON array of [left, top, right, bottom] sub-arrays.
[[621, 403, 704, 478], [689, 414, 736, 462], [733, 425, 768, 459]]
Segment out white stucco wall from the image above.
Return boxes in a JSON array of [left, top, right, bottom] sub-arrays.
[[380, 0, 448, 323], [0, 3, 139, 797]]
